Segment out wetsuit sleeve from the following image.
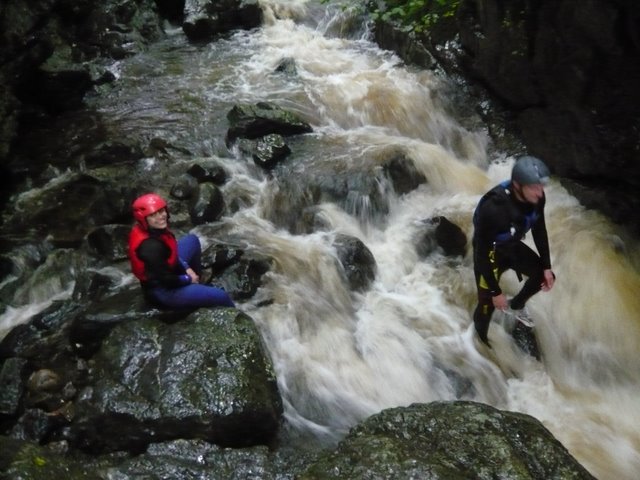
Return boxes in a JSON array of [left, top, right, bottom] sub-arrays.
[[136, 238, 191, 288], [531, 197, 551, 269], [179, 258, 190, 270], [473, 199, 503, 295]]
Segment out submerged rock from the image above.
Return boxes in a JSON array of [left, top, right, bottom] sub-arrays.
[[417, 216, 467, 258], [333, 234, 377, 292]]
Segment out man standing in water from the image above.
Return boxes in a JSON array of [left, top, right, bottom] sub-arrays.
[[472, 156, 556, 347]]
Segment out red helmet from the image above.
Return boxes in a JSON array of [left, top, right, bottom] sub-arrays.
[[132, 193, 167, 228]]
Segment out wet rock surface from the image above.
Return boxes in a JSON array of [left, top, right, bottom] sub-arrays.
[[69, 308, 282, 453], [0, 0, 608, 478], [300, 401, 596, 480]]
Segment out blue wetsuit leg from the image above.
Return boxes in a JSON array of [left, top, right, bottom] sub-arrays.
[[177, 233, 202, 274], [153, 233, 235, 308], [152, 283, 235, 308]]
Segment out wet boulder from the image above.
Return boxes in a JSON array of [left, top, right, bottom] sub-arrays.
[[0, 435, 318, 479], [201, 242, 271, 301], [0, 301, 89, 430], [0, 243, 53, 305], [186, 163, 228, 185], [2, 173, 132, 247], [109, 438, 319, 479], [0, 435, 119, 479], [8, 249, 87, 309], [68, 308, 282, 453], [69, 285, 190, 357], [238, 133, 292, 169], [0, 302, 83, 366], [214, 257, 271, 301], [9, 407, 68, 444], [189, 182, 225, 225], [417, 216, 467, 258], [333, 234, 377, 292], [71, 265, 133, 304], [202, 242, 245, 271], [511, 322, 541, 361], [183, 0, 263, 42], [170, 172, 200, 200], [22, 368, 71, 414], [85, 224, 130, 261], [275, 57, 298, 76], [0, 358, 28, 418], [301, 401, 596, 479], [382, 152, 427, 195], [226, 102, 313, 144]]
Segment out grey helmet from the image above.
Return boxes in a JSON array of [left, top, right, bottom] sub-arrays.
[[511, 155, 550, 185]]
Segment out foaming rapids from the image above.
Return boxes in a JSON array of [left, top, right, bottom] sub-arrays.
[[236, 154, 640, 478], [225, 9, 640, 474], [0, 0, 638, 477]]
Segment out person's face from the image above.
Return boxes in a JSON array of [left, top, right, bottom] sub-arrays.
[[516, 182, 545, 204], [146, 207, 168, 229]]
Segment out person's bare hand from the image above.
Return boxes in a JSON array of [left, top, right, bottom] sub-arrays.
[[492, 293, 508, 310], [541, 269, 555, 291], [186, 268, 199, 284]]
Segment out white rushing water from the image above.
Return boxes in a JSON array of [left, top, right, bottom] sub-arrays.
[[226, 3, 640, 478], [1, 1, 639, 478]]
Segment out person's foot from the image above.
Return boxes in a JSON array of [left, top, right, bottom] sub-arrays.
[[506, 305, 534, 327], [475, 330, 492, 349]]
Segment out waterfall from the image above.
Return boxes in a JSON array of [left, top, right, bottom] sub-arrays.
[[1, 1, 639, 478]]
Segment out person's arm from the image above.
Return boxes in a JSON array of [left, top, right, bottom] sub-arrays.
[[531, 198, 555, 290], [178, 257, 199, 283], [531, 197, 551, 270], [474, 201, 503, 296], [137, 238, 191, 288]]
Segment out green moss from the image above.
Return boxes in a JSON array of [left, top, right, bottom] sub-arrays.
[[367, 0, 460, 33]]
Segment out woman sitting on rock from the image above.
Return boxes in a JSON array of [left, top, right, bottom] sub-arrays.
[[128, 193, 235, 309]]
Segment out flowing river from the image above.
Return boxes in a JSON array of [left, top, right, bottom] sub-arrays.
[[2, 1, 640, 478]]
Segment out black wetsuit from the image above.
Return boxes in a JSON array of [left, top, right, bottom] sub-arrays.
[[472, 181, 551, 342]]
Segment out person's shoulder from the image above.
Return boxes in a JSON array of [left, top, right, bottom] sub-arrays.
[[482, 185, 509, 208]]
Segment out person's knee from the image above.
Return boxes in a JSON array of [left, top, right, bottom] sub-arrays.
[[216, 291, 235, 308], [183, 233, 201, 250]]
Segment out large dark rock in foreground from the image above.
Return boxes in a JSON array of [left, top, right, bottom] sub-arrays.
[[301, 401, 596, 479], [1, 402, 595, 479], [69, 308, 282, 453]]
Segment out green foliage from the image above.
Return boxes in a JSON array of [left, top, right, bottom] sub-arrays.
[[368, 0, 460, 33]]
